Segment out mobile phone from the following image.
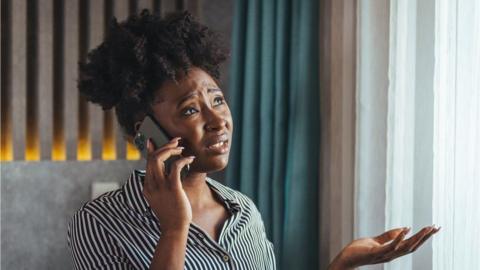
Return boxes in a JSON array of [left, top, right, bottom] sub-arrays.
[[133, 114, 190, 179]]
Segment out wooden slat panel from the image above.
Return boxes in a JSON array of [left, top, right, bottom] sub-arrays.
[[153, 0, 161, 15], [185, 0, 201, 18], [1, 0, 13, 161], [64, 0, 79, 160], [137, 0, 153, 12], [77, 0, 90, 160], [114, 0, 130, 20], [52, 0, 66, 160], [175, 0, 184, 11], [129, 0, 138, 14], [89, 0, 105, 160], [162, 0, 176, 16], [25, 0, 40, 161], [114, 0, 130, 160], [102, 0, 116, 160], [125, 0, 141, 160], [38, 0, 54, 160], [11, 0, 27, 160]]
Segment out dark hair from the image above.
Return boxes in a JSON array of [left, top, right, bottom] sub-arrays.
[[78, 10, 228, 139]]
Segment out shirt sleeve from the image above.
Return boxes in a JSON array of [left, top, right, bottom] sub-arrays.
[[67, 210, 133, 270]]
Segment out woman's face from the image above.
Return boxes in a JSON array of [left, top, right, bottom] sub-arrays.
[[148, 67, 233, 173]]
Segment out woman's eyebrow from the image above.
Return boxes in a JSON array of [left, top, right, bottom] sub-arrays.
[[177, 88, 222, 108]]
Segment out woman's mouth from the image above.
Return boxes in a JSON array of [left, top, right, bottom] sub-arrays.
[[205, 135, 229, 155]]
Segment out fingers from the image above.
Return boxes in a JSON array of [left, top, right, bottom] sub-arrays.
[[145, 137, 184, 188], [374, 227, 406, 244], [167, 156, 196, 188], [146, 137, 181, 155], [395, 226, 434, 254], [372, 227, 410, 257], [378, 225, 441, 263], [410, 226, 440, 252]]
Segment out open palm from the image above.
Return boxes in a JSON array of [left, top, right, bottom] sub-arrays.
[[331, 226, 440, 269]]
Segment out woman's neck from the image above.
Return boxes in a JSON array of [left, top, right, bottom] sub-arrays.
[[181, 172, 213, 209]]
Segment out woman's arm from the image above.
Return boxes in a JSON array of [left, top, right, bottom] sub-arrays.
[[328, 226, 440, 269], [144, 138, 195, 270], [149, 228, 190, 270]]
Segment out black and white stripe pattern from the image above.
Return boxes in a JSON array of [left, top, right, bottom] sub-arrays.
[[67, 169, 276, 269]]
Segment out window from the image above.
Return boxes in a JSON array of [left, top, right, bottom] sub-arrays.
[[355, 0, 479, 269]]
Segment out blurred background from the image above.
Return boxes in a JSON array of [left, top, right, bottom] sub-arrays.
[[1, 0, 479, 270]]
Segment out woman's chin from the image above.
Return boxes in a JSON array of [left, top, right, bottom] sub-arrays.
[[190, 154, 229, 173]]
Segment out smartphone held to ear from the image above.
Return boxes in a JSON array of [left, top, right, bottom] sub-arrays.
[[133, 114, 190, 180]]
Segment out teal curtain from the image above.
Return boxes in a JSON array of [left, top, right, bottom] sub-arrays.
[[225, 0, 320, 269]]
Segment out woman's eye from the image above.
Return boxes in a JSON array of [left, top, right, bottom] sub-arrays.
[[213, 96, 225, 106], [183, 107, 198, 116]]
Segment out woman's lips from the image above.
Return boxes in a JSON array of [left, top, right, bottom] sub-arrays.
[[205, 140, 229, 154]]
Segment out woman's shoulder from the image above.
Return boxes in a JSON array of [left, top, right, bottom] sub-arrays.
[[70, 170, 137, 222]]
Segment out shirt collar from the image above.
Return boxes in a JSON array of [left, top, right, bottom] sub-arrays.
[[122, 169, 241, 218]]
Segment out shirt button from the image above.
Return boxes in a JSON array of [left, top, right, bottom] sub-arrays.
[[222, 255, 230, 262], [197, 233, 204, 239]]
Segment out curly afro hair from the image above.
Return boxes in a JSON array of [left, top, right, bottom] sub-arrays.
[[78, 10, 229, 139]]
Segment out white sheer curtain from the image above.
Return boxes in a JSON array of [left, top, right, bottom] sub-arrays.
[[355, 0, 479, 269], [432, 0, 480, 269]]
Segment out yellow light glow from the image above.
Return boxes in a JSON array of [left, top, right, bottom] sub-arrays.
[[25, 132, 40, 161], [126, 141, 141, 160], [52, 139, 66, 161], [103, 137, 116, 160], [102, 110, 116, 160], [77, 137, 91, 161], [0, 140, 13, 161], [0, 137, 13, 161]]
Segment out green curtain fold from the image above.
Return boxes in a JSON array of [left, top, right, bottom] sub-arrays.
[[225, 0, 320, 268]]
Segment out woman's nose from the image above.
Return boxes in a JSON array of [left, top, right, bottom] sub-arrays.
[[204, 108, 227, 132]]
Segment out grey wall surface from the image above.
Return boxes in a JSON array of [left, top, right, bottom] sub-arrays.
[[1, 161, 144, 269]]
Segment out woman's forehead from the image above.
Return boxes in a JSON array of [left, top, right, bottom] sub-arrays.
[[154, 68, 219, 103]]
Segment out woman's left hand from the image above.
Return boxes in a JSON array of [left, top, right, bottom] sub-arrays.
[[329, 226, 440, 270]]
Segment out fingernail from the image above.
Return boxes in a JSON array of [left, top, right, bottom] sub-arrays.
[[178, 146, 185, 149], [187, 156, 196, 159]]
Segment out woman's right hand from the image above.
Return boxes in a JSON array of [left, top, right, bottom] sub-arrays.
[[143, 137, 195, 234]]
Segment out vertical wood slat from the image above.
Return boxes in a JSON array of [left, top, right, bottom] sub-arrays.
[[185, 0, 201, 19], [38, 0, 54, 160], [129, 0, 138, 14], [125, 0, 141, 160], [11, 0, 27, 160], [102, 0, 116, 160], [153, 0, 161, 15], [64, 0, 79, 160], [114, 0, 130, 160], [52, 0, 66, 160], [78, 0, 90, 160], [89, 0, 105, 160], [1, 0, 13, 161], [25, 0, 40, 161], [137, 0, 153, 12], [162, 0, 176, 17]]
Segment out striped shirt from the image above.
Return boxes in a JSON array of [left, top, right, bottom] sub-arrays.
[[67, 169, 276, 269]]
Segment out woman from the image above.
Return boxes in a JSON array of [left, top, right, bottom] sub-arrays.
[[68, 11, 439, 270]]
